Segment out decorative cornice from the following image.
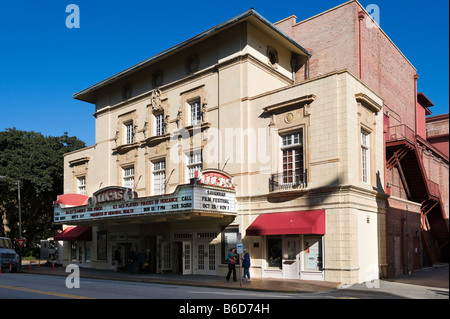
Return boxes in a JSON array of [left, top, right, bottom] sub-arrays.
[[112, 142, 139, 155], [142, 133, 171, 147], [263, 94, 316, 114], [68, 157, 90, 166], [355, 93, 382, 113]]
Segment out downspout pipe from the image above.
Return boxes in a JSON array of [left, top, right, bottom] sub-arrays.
[[414, 74, 419, 133], [358, 11, 365, 79]]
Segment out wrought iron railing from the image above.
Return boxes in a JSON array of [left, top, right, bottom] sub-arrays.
[[269, 169, 308, 192]]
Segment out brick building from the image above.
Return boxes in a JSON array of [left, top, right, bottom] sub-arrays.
[[276, 0, 449, 276], [53, 1, 448, 284]]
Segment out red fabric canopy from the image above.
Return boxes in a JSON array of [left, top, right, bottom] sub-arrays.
[[54, 226, 92, 241], [246, 210, 325, 236], [54, 194, 89, 207]]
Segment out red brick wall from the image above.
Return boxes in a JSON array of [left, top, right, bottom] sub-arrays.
[[360, 8, 417, 130], [275, 1, 418, 130], [427, 114, 449, 137], [386, 204, 422, 276], [420, 144, 450, 219], [275, 2, 359, 82], [426, 114, 449, 157]]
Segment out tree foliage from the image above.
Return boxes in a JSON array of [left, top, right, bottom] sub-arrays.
[[0, 128, 85, 253]]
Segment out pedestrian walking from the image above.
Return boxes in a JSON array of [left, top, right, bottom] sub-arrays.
[[226, 248, 237, 281], [242, 248, 251, 282]]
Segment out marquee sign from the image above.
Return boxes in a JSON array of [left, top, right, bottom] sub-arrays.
[[54, 172, 237, 223]]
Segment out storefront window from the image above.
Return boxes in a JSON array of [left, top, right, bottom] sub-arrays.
[[222, 227, 239, 264], [304, 236, 323, 271], [267, 236, 282, 269]]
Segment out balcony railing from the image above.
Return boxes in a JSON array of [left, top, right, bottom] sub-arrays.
[[427, 179, 440, 198], [386, 124, 415, 144], [269, 169, 308, 192]]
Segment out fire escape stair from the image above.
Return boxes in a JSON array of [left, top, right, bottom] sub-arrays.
[[386, 125, 449, 264]]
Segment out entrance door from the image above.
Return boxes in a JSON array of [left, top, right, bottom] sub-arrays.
[[195, 243, 217, 275], [413, 236, 421, 270], [144, 236, 157, 273], [160, 242, 172, 273], [283, 239, 300, 279], [182, 241, 192, 275], [116, 243, 132, 270]]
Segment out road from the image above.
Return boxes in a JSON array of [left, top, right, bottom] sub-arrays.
[[0, 273, 306, 300], [0, 269, 448, 300]]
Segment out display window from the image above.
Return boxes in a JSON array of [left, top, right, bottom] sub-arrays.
[[267, 236, 282, 269], [304, 236, 323, 271]]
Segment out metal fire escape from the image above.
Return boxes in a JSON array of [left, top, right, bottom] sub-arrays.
[[386, 124, 449, 264]]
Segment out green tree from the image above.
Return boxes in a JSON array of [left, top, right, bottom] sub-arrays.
[[0, 128, 85, 255]]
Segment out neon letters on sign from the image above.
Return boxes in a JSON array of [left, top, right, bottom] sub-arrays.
[[196, 169, 237, 190], [90, 186, 137, 205]]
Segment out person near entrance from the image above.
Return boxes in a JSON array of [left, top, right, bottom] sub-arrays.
[[129, 247, 137, 274], [144, 249, 151, 273], [226, 248, 237, 281], [114, 248, 121, 272], [242, 248, 251, 282]]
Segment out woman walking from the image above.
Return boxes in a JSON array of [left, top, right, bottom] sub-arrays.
[[242, 248, 251, 282], [226, 248, 237, 281]]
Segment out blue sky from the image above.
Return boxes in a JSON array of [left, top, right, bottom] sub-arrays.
[[0, 0, 448, 146]]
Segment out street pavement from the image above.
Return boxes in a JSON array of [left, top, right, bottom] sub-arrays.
[[7, 261, 449, 299]]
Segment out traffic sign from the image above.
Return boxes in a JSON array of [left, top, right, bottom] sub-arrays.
[[16, 239, 26, 248], [236, 243, 243, 254]]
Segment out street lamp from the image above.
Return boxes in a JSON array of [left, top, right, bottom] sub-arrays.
[[0, 176, 22, 239]]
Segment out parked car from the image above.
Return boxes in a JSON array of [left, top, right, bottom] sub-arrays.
[[0, 237, 19, 272]]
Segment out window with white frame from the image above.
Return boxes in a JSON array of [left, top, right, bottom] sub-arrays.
[[280, 130, 304, 184], [124, 122, 134, 144], [361, 130, 370, 184], [187, 150, 202, 181], [155, 113, 164, 136], [123, 166, 135, 190], [77, 176, 86, 195], [189, 99, 201, 126], [153, 160, 166, 195]]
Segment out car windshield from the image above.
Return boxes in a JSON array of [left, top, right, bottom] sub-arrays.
[[0, 238, 12, 249]]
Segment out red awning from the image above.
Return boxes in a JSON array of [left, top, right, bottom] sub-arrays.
[[54, 226, 92, 241], [54, 194, 89, 207], [246, 210, 325, 236]]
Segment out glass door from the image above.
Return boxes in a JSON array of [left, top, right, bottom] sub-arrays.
[[182, 241, 192, 275], [195, 243, 217, 275], [283, 238, 300, 279]]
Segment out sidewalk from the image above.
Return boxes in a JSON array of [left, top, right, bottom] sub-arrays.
[[17, 262, 339, 294], [383, 263, 449, 289], [16, 261, 448, 297]]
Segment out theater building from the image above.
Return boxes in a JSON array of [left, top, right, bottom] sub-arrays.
[[53, 1, 446, 284]]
